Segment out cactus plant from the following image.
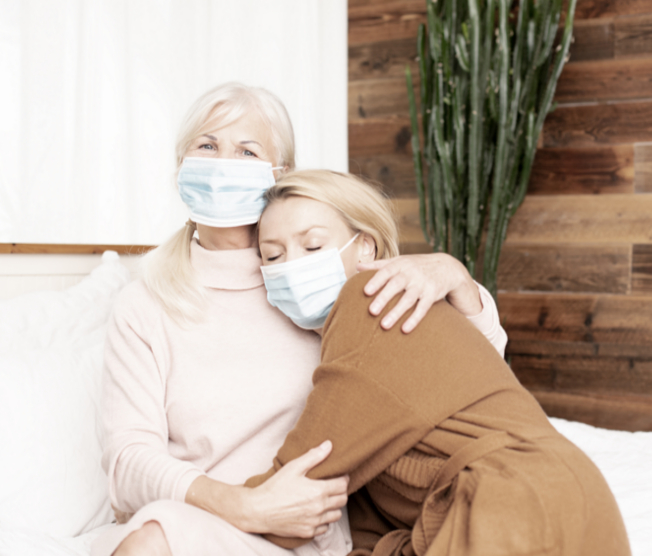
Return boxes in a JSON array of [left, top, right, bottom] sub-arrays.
[[406, 0, 577, 298]]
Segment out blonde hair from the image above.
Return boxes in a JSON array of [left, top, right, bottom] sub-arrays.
[[262, 170, 400, 260], [143, 82, 296, 324]]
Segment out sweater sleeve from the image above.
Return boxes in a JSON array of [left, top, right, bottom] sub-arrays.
[[101, 284, 204, 513], [245, 271, 516, 549], [466, 281, 507, 358]]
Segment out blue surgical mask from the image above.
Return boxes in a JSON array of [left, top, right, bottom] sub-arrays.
[[178, 157, 282, 227], [261, 234, 360, 330]]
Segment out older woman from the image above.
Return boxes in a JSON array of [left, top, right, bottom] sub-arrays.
[[247, 169, 630, 556], [92, 84, 507, 556]]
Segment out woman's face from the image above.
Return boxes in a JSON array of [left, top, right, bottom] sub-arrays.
[[258, 196, 376, 278], [185, 109, 278, 167]]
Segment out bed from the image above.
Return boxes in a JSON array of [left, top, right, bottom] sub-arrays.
[[0, 245, 650, 555]]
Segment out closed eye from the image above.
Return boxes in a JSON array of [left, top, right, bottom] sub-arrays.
[[306, 246, 322, 252], [266, 254, 282, 262]]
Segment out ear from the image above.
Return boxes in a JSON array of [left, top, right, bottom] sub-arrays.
[[358, 233, 377, 263], [273, 165, 290, 180]]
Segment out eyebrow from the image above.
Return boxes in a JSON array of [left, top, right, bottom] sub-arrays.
[[260, 226, 329, 245], [201, 135, 262, 148]]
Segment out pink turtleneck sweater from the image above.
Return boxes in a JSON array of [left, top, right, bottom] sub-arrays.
[[101, 239, 506, 512], [101, 241, 322, 512]]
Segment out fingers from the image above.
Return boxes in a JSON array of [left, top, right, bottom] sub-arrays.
[[401, 295, 436, 334], [323, 475, 349, 496], [286, 440, 332, 476], [324, 493, 348, 512], [368, 272, 407, 316], [378, 286, 421, 330], [356, 259, 388, 273], [314, 524, 329, 537], [362, 262, 401, 298], [320, 509, 343, 525]]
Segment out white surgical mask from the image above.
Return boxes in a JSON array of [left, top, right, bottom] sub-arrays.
[[261, 234, 360, 330], [178, 157, 282, 227]]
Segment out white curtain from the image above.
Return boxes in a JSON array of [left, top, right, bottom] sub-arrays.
[[0, 0, 348, 245]]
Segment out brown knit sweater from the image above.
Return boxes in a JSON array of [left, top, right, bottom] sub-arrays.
[[246, 272, 630, 556]]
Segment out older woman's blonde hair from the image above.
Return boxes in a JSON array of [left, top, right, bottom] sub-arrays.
[[263, 170, 400, 260], [143, 82, 296, 324]]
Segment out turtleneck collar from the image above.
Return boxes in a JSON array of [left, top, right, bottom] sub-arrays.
[[190, 238, 264, 290]]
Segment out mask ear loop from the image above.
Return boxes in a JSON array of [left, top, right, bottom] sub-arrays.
[[339, 233, 360, 254]]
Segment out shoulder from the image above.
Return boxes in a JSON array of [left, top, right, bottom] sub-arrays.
[[324, 271, 376, 330], [325, 270, 462, 332], [110, 279, 163, 331]]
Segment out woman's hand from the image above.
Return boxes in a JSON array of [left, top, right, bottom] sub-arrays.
[[186, 440, 348, 538], [243, 440, 349, 538], [357, 253, 483, 333]]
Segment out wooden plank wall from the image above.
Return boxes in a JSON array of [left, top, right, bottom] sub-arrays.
[[348, 0, 652, 431]]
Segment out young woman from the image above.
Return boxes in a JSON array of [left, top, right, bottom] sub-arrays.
[[92, 84, 508, 556], [248, 169, 631, 556]]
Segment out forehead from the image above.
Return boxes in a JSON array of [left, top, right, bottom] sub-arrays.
[[202, 109, 273, 143], [259, 196, 348, 237]]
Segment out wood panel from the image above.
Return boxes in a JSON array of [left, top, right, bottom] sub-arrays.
[[505, 194, 652, 244], [531, 390, 652, 432], [349, 0, 427, 46], [498, 292, 652, 345], [572, 0, 652, 20], [397, 242, 632, 295], [615, 14, 652, 58], [349, 37, 417, 81], [567, 19, 614, 62], [349, 36, 652, 113], [399, 242, 432, 255], [555, 58, 652, 103], [510, 354, 652, 395], [392, 198, 425, 244], [632, 243, 652, 294], [507, 338, 652, 359], [0, 243, 154, 255], [349, 118, 413, 157], [529, 146, 634, 194], [634, 142, 652, 193], [507, 338, 652, 358], [349, 77, 415, 120], [350, 152, 416, 197], [497, 243, 631, 294], [543, 100, 652, 148], [393, 195, 652, 245]]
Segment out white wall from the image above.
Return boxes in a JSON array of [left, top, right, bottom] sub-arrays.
[[0, 0, 348, 246]]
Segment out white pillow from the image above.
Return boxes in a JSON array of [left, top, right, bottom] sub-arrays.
[[551, 417, 652, 556], [0, 251, 131, 537]]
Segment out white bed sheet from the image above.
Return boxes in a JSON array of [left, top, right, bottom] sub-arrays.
[[0, 419, 649, 555], [0, 524, 112, 556]]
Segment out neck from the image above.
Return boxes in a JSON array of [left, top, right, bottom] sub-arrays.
[[196, 223, 257, 251]]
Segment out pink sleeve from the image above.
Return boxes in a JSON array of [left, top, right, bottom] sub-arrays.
[[465, 282, 507, 358], [101, 287, 204, 513]]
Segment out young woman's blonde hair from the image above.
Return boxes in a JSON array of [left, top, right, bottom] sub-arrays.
[[143, 82, 296, 324], [262, 170, 400, 260]]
